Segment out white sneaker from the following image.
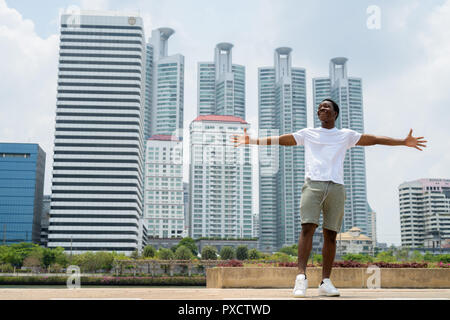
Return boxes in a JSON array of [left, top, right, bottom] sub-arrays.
[[292, 274, 308, 298], [318, 278, 340, 297]]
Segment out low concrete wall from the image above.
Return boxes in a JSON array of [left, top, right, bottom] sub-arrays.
[[206, 267, 450, 288]]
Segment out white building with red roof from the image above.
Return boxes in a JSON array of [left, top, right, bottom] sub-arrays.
[[189, 115, 253, 239]]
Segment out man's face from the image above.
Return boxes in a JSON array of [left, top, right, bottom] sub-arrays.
[[317, 101, 337, 122]]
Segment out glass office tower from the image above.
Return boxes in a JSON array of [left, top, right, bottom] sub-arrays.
[[258, 48, 307, 252], [313, 57, 370, 237], [0, 143, 45, 244], [198, 43, 245, 119]]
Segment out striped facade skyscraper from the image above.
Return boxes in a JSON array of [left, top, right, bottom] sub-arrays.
[[197, 43, 245, 119], [258, 48, 307, 252], [47, 12, 147, 255], [313, 57, 371, 237], [143, 28, 185, 238]]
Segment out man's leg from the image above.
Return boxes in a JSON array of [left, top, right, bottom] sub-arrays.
[[297, 223, 317, 275], [321, 228, 337, 280]]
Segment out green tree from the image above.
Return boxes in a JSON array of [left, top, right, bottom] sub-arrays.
[[158, 248, 175, 260], [177, 237, 198, 256], [142, 245, 156, 258], [219, 246, 235, 260], [201, 246, 217, 260], [248, 248, 261, 260], [236, 245, 249, 260], [94, 252, 115, 271], [175, 245, 193, 260]]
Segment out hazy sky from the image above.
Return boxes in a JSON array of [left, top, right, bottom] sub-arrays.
[[1, 0, 449, 246]]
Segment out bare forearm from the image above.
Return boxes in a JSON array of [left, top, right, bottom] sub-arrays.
[[358, 134, 406, 146], [249, 134, 296, 146], [375, 136, 406, 146]]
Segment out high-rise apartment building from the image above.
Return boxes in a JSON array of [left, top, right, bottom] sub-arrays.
[[399, 179, 450, 248], [313, 57, 370, 236], [48, 12, 146, 255], [189, 115, 252, 239], [197, 43, 245, 119], [143, 28, 185, 239], [145, 28, 184, 139], [0, 143, 45, 244], [144, 135, 184, 238], [258, 48, 307, 252]]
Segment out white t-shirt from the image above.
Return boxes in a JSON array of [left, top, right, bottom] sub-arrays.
[[292, 127, 362, 185]]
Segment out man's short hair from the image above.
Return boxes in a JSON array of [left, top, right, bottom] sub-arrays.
[[321, 98, 339, 119]]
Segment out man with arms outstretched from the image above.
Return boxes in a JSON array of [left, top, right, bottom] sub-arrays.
[[231, 98, 427, 297]]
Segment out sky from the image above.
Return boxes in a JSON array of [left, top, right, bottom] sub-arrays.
[[1, 0, 449, 246]]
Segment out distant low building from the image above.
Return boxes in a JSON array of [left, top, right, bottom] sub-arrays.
[[336, 227, 373, 255]]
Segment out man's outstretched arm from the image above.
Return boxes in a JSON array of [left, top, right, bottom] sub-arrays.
[[231, 128, 297, 147], [356, 129, 427, 151]]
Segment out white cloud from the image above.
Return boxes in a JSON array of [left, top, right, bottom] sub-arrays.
[[0, 0, 59, 194]]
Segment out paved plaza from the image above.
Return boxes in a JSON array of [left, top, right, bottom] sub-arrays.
[[0, 288, 449, 300]]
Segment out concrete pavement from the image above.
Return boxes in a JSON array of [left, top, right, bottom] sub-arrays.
[[0, 288, 449, 300]]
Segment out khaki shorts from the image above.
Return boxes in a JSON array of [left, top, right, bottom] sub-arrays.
[[299, 178, 346, 232]]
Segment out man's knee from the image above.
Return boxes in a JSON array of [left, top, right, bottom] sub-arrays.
[[301, 223, 317, 236], [323, 229, 337, 243]]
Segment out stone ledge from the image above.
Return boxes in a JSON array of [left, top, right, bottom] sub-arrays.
[[206, 267, 450, 288]]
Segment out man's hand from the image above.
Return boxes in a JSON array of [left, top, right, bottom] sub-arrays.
[[405, 129, 427, 151], [231, 128, 250, 147]]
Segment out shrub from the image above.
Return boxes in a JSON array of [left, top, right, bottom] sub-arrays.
[[278, 245, 298, 257], [248, 248, 261, 260], [268, 252, 292, 263], [312, 254, 323, 263], [201, 246, 218, 260], [342, 253, 373, 263], [219, 246, 235, 260], [217, 259, 243, 267], [236, 245, 249, 260]]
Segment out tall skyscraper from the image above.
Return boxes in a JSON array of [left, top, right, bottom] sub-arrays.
[[258, 48, 307, 252], [145, 28, 184, 139], [0, 143, 45, 244], [399, 179, 450, 248], [40, 195, 51, 246], [144, 135, 184, 238], [189, 115, 252, 239], [313, 57, 370, 236], [143, 28, 185, 239], [197, 43, 245, 119], [48, 12, 146, 255]]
